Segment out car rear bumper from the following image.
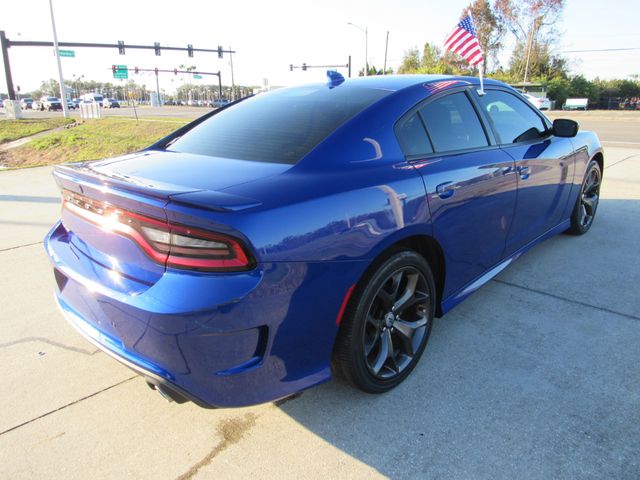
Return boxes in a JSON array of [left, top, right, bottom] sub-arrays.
[[45, 220, 366, 407]]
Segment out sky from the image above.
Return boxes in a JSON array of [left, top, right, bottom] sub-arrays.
[[1, 0, 639, 95]]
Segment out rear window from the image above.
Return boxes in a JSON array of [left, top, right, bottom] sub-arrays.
[[168, 85, 391, 164]]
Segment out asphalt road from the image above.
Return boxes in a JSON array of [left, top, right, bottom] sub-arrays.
[[0, 113, 639, 479]]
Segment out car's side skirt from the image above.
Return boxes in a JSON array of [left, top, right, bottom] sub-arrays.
[[440, 219, 571, 315]]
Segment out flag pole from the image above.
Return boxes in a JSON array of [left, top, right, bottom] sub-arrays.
[[468, 12, 485, 96]]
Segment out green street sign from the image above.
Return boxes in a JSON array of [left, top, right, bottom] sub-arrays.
[[58, 49, 75, 58], [113, 65, 128, 79], [193, 74, 202, 80]]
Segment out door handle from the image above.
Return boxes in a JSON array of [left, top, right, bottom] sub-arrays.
[[502, 166, 516, 176], [435, 181, 456, 199], [517, 166, 530, 180]]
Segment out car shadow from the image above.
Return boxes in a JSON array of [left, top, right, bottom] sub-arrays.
[[274, 198, 640, 478]]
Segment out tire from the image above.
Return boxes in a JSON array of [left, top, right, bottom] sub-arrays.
[[332, 249, 436, 393], [567, 160, 602, 235]]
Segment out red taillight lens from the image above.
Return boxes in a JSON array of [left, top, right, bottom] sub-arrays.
[[62, 190, 254, 272]]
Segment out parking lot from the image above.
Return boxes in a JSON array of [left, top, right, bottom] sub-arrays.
[[0, 112, 639, 479]]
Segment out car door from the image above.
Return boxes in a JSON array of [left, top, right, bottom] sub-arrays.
[[475, 89, 576, 255], [396, 89, 518, 299]]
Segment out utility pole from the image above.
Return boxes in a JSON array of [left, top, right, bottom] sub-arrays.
[[155, 68, 161, 106], [523, 18, 538, 85], [229, 46, 235, 100], [383, 31, 389, 75], [48, 0, 69, 118]]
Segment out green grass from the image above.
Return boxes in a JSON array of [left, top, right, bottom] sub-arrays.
[[0, 117, 76, 144], [1, 118, 189, 168]]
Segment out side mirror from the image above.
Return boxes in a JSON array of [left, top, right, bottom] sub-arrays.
[[552, 118, 579, 138]]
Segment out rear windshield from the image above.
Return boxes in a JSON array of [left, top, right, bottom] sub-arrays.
[[167, 84, 391, 164], [47, 97, 59, 101]]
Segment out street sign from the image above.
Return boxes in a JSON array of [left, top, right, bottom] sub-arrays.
[[113, 65, 128, 79], [58, 49, 75, 57], [193, 74, 202, 79]]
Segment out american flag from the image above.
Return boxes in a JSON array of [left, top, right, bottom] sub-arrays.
[[444, 15, 484, 66], [423, 79, 470, 93]]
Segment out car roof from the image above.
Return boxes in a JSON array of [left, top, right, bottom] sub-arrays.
[[318, 74, 507, 92]]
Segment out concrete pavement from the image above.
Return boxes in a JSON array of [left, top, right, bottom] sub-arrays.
[[0, 128, 639, 478]]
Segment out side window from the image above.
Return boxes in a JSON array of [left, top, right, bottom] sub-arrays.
[[396, 112, 433, 157], [419, 92, 489, 153], [479, 90, 546, 144]]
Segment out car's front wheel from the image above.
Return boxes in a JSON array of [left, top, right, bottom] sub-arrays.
[[568, 160, 602, 235], [332, 250, 435, 393]]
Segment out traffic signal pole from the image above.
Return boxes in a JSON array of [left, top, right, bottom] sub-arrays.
[[117, 67, 223, 100], [0, 31, 235, 105], [0, 31, 15, 100]]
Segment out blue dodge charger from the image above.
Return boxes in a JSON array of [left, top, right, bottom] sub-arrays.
[[45, 74, 603, 407]]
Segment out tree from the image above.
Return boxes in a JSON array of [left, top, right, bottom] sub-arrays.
[[495, 0, 567, 81], [39, 79, 60, 97], [398, 48, 421, 74], [358, 65, 394, 76]]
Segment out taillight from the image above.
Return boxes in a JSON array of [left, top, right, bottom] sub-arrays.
[[62, 190, 254, 272]]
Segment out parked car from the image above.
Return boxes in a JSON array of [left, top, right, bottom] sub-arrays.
[[45, 74, 603, 408], [40, 96, 63, 111], [563, 98, 589, 111], [102, 98, 120, 108], [208, 99, 230, 108], [20, 98, 34, 110], [521, 92, 551, 110]]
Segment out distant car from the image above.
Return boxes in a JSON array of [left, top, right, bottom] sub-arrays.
[[40, 97, 63, 111], [522, 92, 551, 110], [31, 100, 41, 111], [67, 100, 77, 110], [21, 98, 34, 110], [45, 74, 604, 408], [208, 99, 230, 108], [102, 98, 120, 108]]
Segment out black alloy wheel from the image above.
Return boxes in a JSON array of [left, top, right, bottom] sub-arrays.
[[568, 160, 602, 235], [332, 250, 436, 393]]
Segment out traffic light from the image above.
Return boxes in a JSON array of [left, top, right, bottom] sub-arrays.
[[154, 42, 161, 56], [302, 63, 307, 71], [188, 44, 193, 58], [290, 64, 293, 71], [118, 40, 125, 55], [174, 68, 178, 75], [112, 65, 116, 74], [217, 46, 223, 59], [134, 66, 139, 74]]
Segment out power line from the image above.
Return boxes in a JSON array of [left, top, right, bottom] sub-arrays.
[[561, 47, 640, 53]]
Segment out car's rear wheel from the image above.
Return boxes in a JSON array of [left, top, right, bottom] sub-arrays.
[[568, 160, 601, 235], [332, 250, 435, 393]]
